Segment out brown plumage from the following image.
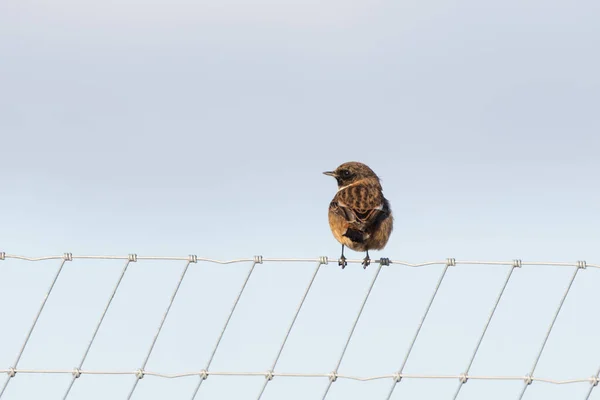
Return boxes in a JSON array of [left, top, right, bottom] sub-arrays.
[[323, 161, 393, 268]]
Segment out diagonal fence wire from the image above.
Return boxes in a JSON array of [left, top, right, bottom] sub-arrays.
[[190, 257, 262, 400], [126, 257, 196, 400], [384, 259, 453, 400], [255, 257, 327, 400], [62, 255, 137, 400], [516, 263, 583, 400], [451, 261, 519, 399], [0, 254, 71, 399], [320, 259, 387, 400]]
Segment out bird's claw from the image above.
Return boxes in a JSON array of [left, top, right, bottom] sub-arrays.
[[362, 256, 371, 269], [338, 255, 347, 269]]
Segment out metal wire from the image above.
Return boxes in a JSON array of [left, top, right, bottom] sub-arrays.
[[0, 256, 70, 398], [62, 258, 134, 399], [4, 254, 600, 269], [584, 365, 600, 400], [0, 254, 598, 400], [0, 368, 596, 384], [452, 265, 517, 399], [126, 260, 193, 400], [321, 263, 384, 400], [516, 265, 581, 400], [256, 259, 325, 399], [384, 262, 451, 400], [190, 259, 260, 399]]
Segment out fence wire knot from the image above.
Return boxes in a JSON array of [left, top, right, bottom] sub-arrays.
[[329, 371, 338, 382], [72, 368, 81, 378], [524, 374, 533, 385], [459, 373, 468, 383], [0, 252, 5, 260], [199, 370, 208, 380], [446, 258, 456, 267], [380, 257, 391, 266], [135, 369, 145, 380], [577, 260, 587, 269], [265, 370, 274, 381], [128, 253, 137, 262], [393, 373, 402, 382], [188, 254, 198, 263], [591, 376, 600, 386], [7, 367, 16, 378], [254, 255, 263, 264], [63, 253, 73, 261], [319, 256, 328, 265], [512, 259, 522, 268]]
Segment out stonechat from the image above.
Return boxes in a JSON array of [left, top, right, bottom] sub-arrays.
[[324, 162, 393, 268]]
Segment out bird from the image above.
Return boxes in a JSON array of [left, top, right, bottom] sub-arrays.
[[323, 161, 393, 269]]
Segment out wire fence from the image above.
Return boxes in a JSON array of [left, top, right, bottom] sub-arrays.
[[0, 253, 599, 400]]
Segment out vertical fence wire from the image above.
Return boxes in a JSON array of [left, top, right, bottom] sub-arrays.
[[384, 262, 451, 400], [452, 264, 517, 399], [126, 259, 194, 400], [516, 265, 581, 400], [320, 262, 384, 400], [255, 258, 326, 400], [190, 258, 261, 400], [0, 256, 70, 399], [62, 257, 135, 399]]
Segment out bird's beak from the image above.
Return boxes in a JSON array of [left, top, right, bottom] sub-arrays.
[[323, 171, 336, 177]]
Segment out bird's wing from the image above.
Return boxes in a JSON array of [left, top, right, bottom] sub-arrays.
[[331, 183, 390, 234], [334, 199, 387, 231]]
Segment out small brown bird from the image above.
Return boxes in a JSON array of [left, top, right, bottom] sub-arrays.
[[324, 162, 393, 268]]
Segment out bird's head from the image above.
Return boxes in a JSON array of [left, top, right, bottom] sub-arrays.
[[323, 161, 380, 188]]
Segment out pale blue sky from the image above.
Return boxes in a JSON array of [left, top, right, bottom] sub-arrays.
[[1, 0, 600, 399]]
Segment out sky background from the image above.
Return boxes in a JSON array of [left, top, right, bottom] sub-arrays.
[[1, 0, 600, 399]]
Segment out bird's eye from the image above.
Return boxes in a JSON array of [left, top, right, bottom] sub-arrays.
[[342, 170, 351, 177]]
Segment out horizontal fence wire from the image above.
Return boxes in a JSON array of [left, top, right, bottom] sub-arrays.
[[0, 253, 598, 400], [0, 369, 597, 384], [2, 254, 600, 268]]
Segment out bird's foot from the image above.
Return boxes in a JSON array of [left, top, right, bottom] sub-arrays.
[[362, 256, 371, 269], [338, 255, 347, 269]]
